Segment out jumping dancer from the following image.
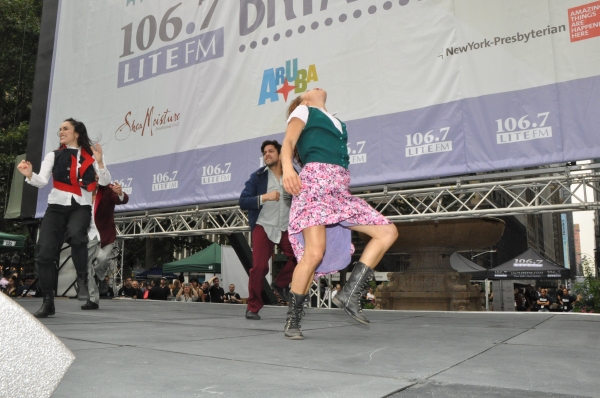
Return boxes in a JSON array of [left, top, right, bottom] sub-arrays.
[[86, 181, 129, 310], [17, 118, 111, 318], [281, 89, 398, 339]]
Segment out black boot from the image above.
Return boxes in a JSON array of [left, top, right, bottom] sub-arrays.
[[76, 272, 89, 302], [332, 261, 374, 325], [33, 291, 55, 318], [81, 300, 99, 310], [284, 292, 307, 340]]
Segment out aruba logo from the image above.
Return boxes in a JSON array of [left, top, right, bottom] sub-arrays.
[[258, 58, 318, 105]]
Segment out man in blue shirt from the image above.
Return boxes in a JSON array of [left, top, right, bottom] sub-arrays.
[[239, 140, 297, 320]]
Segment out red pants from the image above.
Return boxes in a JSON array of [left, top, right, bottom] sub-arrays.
[[247, 224, 297, 313]]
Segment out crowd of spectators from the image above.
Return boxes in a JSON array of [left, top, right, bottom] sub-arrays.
[[514, 284, 578, 312], [0, 269, 40, 298], [107, 276, 241, 303], [3, 267, 579, 313], [0, 267, 247, 305]]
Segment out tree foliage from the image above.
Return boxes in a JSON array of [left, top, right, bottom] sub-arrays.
[[572, 265, 600, 313], [0, 0, 42, 247], [0, 0, 43, 129]]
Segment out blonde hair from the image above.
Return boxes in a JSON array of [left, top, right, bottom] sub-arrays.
[[286, 95, 304, 119]]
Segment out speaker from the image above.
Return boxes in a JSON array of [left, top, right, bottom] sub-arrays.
[[0, 293, 75, 397]]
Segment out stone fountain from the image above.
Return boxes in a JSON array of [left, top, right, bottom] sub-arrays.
[[363, 218, 505, 311]]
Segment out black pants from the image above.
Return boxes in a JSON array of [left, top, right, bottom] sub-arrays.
[[36, 199, 91, 291]]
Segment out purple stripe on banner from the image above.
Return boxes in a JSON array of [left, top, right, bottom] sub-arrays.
[[36, 74, 600, 216]]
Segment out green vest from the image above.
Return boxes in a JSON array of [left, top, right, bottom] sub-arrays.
[[296, 107, 350, 169]]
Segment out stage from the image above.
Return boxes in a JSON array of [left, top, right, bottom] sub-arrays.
[[14, 298, 600, 397]]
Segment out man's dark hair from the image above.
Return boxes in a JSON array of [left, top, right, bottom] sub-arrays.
[[190, 277, 198, 283], [153, 278, 161, 286], [261, 140, 281, 154]]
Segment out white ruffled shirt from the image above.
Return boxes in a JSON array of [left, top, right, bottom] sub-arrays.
[[26, 146, 111, 207]]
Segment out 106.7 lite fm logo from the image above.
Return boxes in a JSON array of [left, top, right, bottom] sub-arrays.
[[117, 2, 223, 88]]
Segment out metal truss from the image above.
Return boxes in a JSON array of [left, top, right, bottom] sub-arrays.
[[358, 163, 600, 222], [308, 274, 333, 309], [114, 163, 600, 238], [115, 205, 248, 238]]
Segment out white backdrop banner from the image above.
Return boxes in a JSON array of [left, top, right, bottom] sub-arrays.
[[220, 246, 250, 298], [37, 0, 600, 216]]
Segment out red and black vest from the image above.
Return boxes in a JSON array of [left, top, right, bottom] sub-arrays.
[[52, 147, 97, 196]]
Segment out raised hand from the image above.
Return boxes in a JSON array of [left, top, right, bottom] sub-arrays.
[[111, 183, 123, 196], [17, 160, 33, 179], [91, 143, 104, 167]]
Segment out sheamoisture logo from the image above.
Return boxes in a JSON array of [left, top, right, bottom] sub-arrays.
[[258, 58, 318, 105], [114, 106, 181, 140]]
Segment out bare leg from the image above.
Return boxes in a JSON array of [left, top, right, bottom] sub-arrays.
[[349, 223, 398, 268], [290, 225, 326, 294]]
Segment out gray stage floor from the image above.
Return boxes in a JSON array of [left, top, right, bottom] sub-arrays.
[[14, 298, 600, 398]]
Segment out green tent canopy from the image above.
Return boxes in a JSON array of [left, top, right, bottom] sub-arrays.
[[163, 243, 221, 273], [0, 232, 25, 253]]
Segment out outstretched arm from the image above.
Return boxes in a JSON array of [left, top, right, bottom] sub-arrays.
[[20, 152, 54, 188]]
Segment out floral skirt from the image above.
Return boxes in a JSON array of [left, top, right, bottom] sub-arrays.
[[288, 162, 390, 276]]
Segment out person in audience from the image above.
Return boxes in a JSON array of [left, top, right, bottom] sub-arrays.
[[18, 275, 37, 297], [176, 283, 198, 302], [171, 280, 181, 297], [366, 287, 376, 303], [224, 284, 242, 304], [117, 277, 139, 298], [331, 284, 342, 308], [4, 275, 19, 297], [200, 281, 210, 302], [514, 288, 525, 311], [99, 276, 115, 298], [524, 285, 536, 311], [207, 276, 225, 303], [560, 288, 577, 312], [537, 288, 551, 312], [0, 270, 8, 292], [148, 278, 169, 300], [131, 280, 143, 299], [159, 277, 171, 298]]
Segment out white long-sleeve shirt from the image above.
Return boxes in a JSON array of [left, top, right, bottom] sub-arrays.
[[26, 147, 111, 207]]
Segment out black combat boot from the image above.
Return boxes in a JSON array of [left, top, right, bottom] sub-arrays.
[[33, 290, 55, 318], [81, 300, 99, 310], [76, 272, 89, 301], [284, 292, 308, 340], [332, 261, 374, 324]]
